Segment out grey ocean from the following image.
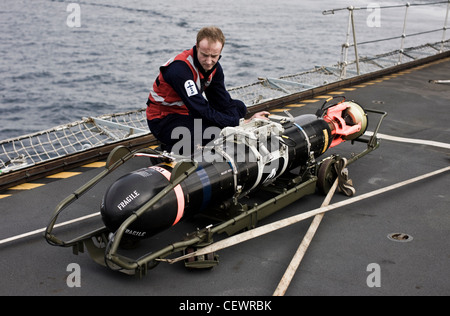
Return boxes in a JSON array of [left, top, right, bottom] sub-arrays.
[[0, 0, 446, 139]]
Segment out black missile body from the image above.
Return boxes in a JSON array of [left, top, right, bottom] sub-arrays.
[[101, 101, 368, 240]]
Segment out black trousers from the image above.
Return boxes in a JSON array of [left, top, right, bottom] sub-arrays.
[[147, 100, 247, 156]]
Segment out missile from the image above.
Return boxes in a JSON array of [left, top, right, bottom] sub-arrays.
[[100, 99, 368, 240]]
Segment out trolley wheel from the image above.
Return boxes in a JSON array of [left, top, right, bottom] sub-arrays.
[[317, 158, 338, 195]]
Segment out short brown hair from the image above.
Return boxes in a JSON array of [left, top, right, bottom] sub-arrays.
[[196, 26, 226, 48]]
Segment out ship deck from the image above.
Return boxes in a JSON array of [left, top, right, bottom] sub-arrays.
[[0, 56, 449, 297]]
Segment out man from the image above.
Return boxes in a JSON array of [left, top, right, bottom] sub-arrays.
[[146, 26, 269, 155]]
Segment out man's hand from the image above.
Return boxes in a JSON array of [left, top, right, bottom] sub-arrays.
[[245, 111, 270, 123]]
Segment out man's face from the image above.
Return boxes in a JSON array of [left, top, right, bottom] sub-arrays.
[[196, 38, 222, 72]]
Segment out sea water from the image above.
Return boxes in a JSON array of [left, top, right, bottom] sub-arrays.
[[0, 0, 447, 139]]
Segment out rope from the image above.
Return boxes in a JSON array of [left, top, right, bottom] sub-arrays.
[[365, 132, 450, 149], [273, 157, 351, 296], [0, 212, 100, 246], [165, 165, 450, 265]]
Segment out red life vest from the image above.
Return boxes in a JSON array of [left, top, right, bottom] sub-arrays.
[[146, 48, 217, 120]]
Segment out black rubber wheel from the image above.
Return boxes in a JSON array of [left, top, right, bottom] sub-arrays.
[[317, 158, 338, 195]]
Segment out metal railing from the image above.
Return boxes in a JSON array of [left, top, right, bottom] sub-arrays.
[[2, 2, 450, 180], [324, 1, 450, 78]]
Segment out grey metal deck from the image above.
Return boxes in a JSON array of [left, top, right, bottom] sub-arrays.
[[0, 56, 449, 298]]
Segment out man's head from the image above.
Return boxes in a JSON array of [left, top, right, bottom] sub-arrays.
[[196, 26, 225, 72]]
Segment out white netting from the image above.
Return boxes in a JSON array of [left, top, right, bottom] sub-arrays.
[[1, 40, 449, 174], [0, 109, 149, 174]]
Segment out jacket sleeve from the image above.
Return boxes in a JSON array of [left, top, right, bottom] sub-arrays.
[[162, 61, 244, 128], [204, 65, 248, 118]]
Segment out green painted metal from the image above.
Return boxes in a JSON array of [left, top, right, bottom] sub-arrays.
[[44, 109, 386, 277]]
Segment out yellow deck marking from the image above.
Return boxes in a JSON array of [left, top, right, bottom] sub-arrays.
[[354, 84, 367, 88], [341, 88, 356, 91], [271, 108, 288, 113], [2, 161, 106, 197], [286, 103, 306, 108], [46, 172, 81, 179], [315, 95, 333, 99], [9, 183, 45, 190], [329, 91, 345, 95], [82, 162, 106, 168], [303, 99, 320, 103]]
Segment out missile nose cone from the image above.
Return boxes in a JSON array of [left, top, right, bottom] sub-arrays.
[[101, 166, 182, 239]]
